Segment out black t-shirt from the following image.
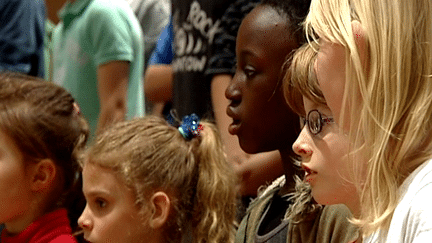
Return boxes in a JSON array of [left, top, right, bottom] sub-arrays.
[[171, 0, 233, 118]]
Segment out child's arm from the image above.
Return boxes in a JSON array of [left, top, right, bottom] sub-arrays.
[[144, 20, 174, 114], [144, 64, 173, 103], [96, 60, 129, 133]]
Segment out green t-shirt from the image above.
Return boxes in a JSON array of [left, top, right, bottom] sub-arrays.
[[44, 19, 55, 81], [52, 0, 144, 137]]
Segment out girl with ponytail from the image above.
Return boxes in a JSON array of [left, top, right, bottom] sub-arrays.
[[78, 115, 237, 243]]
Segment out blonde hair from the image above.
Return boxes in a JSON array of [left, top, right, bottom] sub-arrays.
[[85, 116, 237, 243], [305, 0, 432, 237]]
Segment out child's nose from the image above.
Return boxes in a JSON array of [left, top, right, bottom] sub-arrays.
[[292, 127, 313, 158], [225, 73, 242, 102], [78, 204, 93, 230]]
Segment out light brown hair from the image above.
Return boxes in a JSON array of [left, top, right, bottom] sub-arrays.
[[0, 72, 89, 229], [85, 116, 237, 243], [284, 42, 322, 116]]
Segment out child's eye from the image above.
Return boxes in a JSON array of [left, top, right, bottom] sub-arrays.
[[244, 66, 256, 78], [95, 198, 107, 209]]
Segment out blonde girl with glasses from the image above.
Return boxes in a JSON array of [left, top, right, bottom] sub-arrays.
[[288, 0, 432, 242]]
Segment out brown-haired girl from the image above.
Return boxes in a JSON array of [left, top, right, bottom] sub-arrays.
[[78, 115, 237, 243], [0, 72, 89, 242]]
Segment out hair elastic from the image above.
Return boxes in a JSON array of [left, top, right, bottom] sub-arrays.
[[178, 113, 203, 140]]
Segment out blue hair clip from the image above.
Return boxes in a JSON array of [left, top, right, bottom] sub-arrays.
[[178, 113, 202, 140]]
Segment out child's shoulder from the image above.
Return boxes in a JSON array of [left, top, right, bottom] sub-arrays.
[[297, 204, 358, 243], [236, 174, 359, 243], [365, 160, 432, 243], [237, 197, 358, 243], [397, 159, 432, 211], [87, 0, 135, 18], [382, 159, 432, 242], [405, 158, 432, 191], [320, 204, 353, 218], [318, 204, 355, 228], [242, 176, 287, 217], [50, 235, 78, 243], [256, 176, 286, 201], [235, 177, 287, 243]]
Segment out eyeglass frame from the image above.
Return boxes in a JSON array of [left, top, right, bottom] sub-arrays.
[[300, 109, 335, 135]]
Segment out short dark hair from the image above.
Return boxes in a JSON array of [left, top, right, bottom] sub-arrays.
[[260, 0, 311, 44]]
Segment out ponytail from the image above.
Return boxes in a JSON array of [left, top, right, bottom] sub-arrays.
[[192, 121, 237, 243]]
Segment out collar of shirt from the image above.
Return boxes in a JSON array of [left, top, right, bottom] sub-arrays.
[[58, 0, 92, 28]]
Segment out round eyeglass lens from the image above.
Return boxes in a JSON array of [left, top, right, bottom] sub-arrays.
[[308, 110, 322, 134]]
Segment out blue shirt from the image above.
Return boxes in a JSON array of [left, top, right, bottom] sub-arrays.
[[149, 17, 173, 65], [0, 0, 45, 77]]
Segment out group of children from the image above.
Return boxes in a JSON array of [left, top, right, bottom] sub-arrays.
[[1, 0, 432, 242], [0, 73, 237, 243]]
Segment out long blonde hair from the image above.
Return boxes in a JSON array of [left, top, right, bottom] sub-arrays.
[[85, 116, 237, 243], [305, 0, 432, 237]]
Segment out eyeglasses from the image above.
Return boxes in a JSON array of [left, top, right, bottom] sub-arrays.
[[300, 109, 335, 135]]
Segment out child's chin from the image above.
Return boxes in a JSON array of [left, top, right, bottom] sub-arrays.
[[312, 191, 337, 205]]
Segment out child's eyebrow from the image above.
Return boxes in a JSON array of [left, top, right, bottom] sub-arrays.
[[83, 189, 112, 198], [308, 102, 321, 111], [239, 48, 260, 60]]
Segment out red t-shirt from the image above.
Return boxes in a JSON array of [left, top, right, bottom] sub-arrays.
[[1, 208, 77, 243]]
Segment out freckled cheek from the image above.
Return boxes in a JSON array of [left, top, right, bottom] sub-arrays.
[[328, 151, 352, 182], [93, 220, 113, 241]]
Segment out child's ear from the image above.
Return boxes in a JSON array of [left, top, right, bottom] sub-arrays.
[[29, 159, 57, 192], [351, 20, 369, 71], [149, 191, 171, 229]]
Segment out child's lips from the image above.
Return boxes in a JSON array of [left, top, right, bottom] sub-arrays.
[[226, 106, 241, 135], [302, 164, 317, 184], [228, 119, 241, 135]]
